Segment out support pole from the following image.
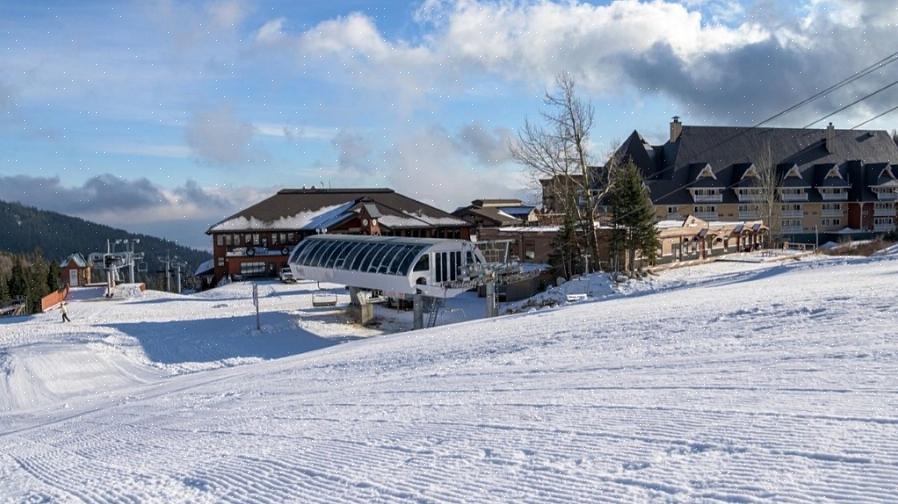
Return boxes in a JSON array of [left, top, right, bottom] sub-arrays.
[[485, 278, 498, 318], [413, 293, 424, 330]]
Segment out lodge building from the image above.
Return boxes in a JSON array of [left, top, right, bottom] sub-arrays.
[[543, 118, 898, 242], [206, 188, 471, 284]]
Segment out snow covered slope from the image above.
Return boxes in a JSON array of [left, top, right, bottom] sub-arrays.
[[3, 255, 898, 501]]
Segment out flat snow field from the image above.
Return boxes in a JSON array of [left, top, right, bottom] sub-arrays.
[[2, 254, 898, 502]]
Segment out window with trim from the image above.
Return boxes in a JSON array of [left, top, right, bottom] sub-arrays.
[[874, 216, 895, 225], [217, 257, 224, 266], [822, 203, 842, 211], [821, 218, 841, 226], [224, 234, 233, 246], [874, 202, 895, 210], [216, 234, 224, 246], [667, 206, 679, 215], [693, 205, 717, 214]]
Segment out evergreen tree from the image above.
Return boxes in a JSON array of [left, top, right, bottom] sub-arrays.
[[26, 259, 51, 313], [48, 260, 61, 291], [609, 161, 660, 273], [9, 259, 27, 298], [0, 274, 10, 306], [548, 210, 585, 279]]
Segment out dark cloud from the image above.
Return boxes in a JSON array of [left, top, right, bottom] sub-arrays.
[[172, 179, 232, 209], [457, 122, 514, 165], [0, 174, 166, 214], [623, 6, 898, 127]]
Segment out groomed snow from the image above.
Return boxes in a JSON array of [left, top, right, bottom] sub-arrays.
[[3, 254, 898, 501]]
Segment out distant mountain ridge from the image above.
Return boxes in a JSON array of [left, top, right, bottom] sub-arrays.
[[0, 200, 210, 274]]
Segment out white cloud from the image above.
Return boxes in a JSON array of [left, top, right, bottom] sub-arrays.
[[254, 122, 336, 141], [207, 0, 249, 28], [255, 17, 288, 45], [185, 105, 257, 165], [103, 143, 193, 159]]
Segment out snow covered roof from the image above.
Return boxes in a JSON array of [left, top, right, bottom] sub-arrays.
[[194, 259, 215, 277], [60, 253, 88, 268], [208, 188, 468, 234], [210, 202, 355, 232]]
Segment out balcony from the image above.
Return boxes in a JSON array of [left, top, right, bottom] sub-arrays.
[[819, 191, 849, 201], [739, 211, 760, 220], [875, 191, 898, 201], [874, 206, 895, 217], [781, 225, 803, 234], [821, 207, 843, 217], [225, 246, 292, 258], [735, 191, 763, 202], [781, 209, 803, 218], [780, 192, 808, 202], [695, 211, 718, 220], [691, 193, 723, 203], [874, 223, 896, 232]]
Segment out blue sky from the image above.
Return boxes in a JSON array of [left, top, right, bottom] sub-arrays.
[[2, 0, 897, 249]]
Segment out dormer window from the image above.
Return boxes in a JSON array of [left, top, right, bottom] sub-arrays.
[[695, 164, 716, 181], [689, 188, 723, 202], [784, 165, 802, 179], [824, 165, 844, 180]]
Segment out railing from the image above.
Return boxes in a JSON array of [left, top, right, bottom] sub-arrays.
[[692, 194, 723, 203], [694, 212, 718, 220], [875, 191, 898, 201], [821, 208, 843, 217], [874, 223, 896, 232], [735, 192, 763, 202], [780, 192, 808, 202], [873, 206, 895, 216], [819, 192, 849, 201], [781, 226, 803, 234], [781, 209, 803, 217], [739, 211, 760, 220]]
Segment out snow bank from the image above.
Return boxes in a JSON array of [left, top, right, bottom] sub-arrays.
[[503, 273, 617, 313], [4, 254, 898, 500]]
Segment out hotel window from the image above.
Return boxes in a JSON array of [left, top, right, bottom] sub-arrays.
[[666, 206, 679, 216], [287, 233, 296, 243], [822, 203, 842, 211], [271, 233, 279, 245], [252, 234, 260, 246], [694, 205, 717, 214], [875, 202, 894, 210], [224, 234, 233, 246], [217, 257, 224, 266], [279, 233, 287, 244], [216, 234, 224, 246], [245, 234, 252, 245], [234, 234, 242, 246], [821, 218, 841, 227]]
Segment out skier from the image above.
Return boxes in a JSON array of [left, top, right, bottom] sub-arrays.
[[60, 301, 71, 323]]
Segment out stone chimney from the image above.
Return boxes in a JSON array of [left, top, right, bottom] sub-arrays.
[[670, 116, 683, 143], [825, 122, 835, 153]]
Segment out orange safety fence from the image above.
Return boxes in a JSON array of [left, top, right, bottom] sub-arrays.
[[41, 285, 70, 312]]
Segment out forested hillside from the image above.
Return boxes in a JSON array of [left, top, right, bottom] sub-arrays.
[[0, 200, 210, 275]]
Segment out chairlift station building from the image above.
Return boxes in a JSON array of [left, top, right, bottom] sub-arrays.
[[206, 188, 472, 285]]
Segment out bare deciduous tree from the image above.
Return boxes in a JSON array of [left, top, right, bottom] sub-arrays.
[[754, 141, 781, 246], [511, 73, 615, 271]]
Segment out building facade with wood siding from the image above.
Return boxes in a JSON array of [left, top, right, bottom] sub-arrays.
[[206, 188, 472, 284]]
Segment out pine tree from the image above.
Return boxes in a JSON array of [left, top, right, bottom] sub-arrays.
[[548, 210, 584, 279], [9, 259, 27, 298], [609, 161, 660, 273], [0, 274, 10, 306], [26, 260, 50, 313], [48, 260, 61, 292]]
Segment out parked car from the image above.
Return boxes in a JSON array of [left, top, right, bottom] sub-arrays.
[[279, 267, 295, 283]]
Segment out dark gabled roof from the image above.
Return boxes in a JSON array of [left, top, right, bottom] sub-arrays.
[[452, 206, 521, 226], [612, 124, 898, 205], [471, 198, 523, 207], [207, 188, 468, 233]]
